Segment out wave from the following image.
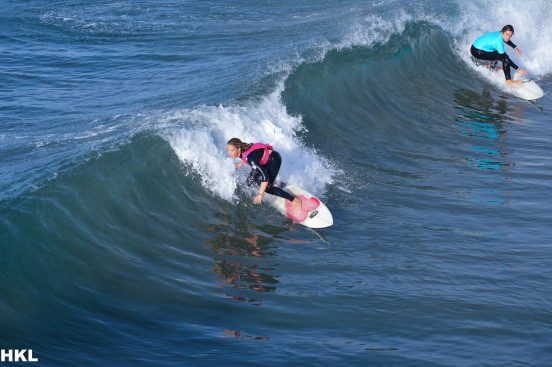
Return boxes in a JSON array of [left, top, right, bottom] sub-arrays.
[[301, 0, 552, 76], [158, 83, 340, 202], [2, 3, 552, 364], [3, 0, 551, 205]]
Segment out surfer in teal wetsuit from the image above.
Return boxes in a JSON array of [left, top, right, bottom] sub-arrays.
[[470, 25, 527, 87], [226, 138, 306, 219]]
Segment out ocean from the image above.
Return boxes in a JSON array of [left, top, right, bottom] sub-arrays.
[[1, 1, 551, 365]]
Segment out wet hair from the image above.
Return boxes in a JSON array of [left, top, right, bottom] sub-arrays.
[[227, 138, 252, 153], [501, 24, 514, 34]]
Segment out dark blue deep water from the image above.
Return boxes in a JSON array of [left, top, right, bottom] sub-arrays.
[[1, 1, 552, 366]]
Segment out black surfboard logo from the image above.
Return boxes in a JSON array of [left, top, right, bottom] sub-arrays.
[[309, 210, 319, 219]]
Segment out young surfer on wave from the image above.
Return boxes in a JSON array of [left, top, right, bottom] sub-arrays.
[[226, 138, 318, 222], [470, 24, 527, 87]]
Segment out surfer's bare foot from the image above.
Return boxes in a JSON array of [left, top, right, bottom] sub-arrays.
[[506, 79, 522, 88], [292, 197, 303, 212]]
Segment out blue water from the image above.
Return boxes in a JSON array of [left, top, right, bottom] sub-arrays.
[[2, 1, 552, 366]]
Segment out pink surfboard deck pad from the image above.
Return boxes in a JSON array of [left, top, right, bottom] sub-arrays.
[[285, 195, 321, 222]]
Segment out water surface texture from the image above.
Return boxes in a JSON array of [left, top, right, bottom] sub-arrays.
[[1, 1, 552, 366]]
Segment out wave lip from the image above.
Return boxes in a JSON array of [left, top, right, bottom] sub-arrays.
[[161, 83, 338, 202]]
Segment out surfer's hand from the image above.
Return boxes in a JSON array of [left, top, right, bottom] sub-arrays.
[[235, 161, 244, 170], [254, 193, 264, 204], [518, 68, 527, 76], [515, 47, 523, 56]]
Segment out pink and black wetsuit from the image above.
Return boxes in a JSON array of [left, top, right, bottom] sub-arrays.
[[241, 144, 295, 202]]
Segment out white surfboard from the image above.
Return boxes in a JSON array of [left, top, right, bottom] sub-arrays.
[[511, 73, 544, 100], [270, 184, 333, 228], [475, 62, 544, 100]]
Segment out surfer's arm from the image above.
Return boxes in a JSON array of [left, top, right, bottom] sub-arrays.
[[235, 161, 245, 170], [510, 58, 520, 71], [248, 156, 269, 204], [507, 55, 525, 76], [254, 181, 269, 204], [506, 40, 523, 56]]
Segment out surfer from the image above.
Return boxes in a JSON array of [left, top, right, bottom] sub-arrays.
[[226, 138, 305, 218], [470, 25, 527, 87]]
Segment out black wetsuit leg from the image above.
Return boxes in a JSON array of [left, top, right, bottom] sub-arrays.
[[470, 45, 519, 80], [266, 186, 295, 202], [246, 151, 295, 202]]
